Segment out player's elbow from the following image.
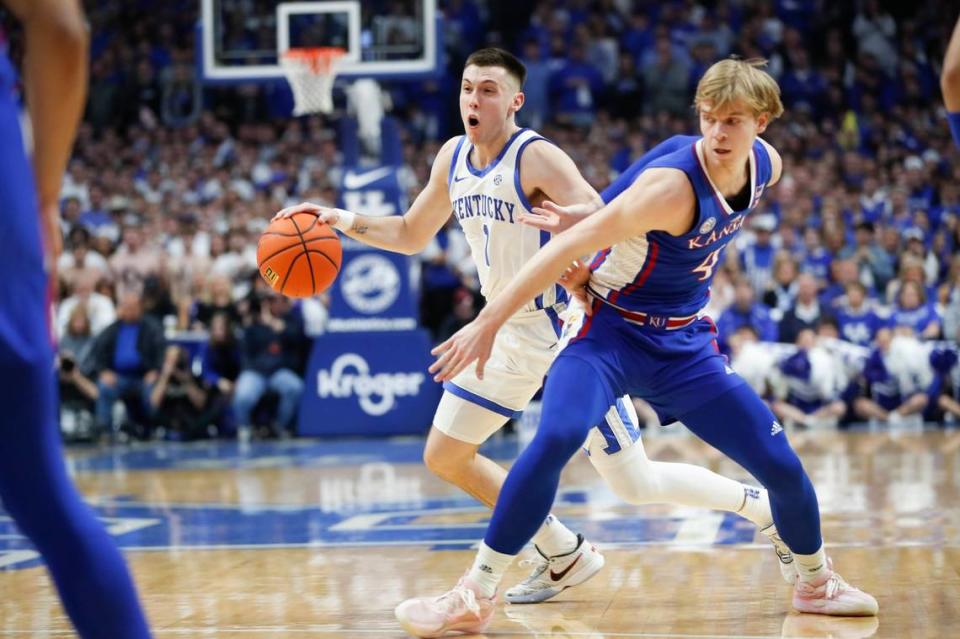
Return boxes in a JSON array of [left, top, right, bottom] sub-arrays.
[[400, 228, 432, 255]]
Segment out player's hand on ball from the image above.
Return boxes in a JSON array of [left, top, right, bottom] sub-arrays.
[[429, 317, 496, 382], [273, 202, 339, 226], [559, 259, 594, 314]]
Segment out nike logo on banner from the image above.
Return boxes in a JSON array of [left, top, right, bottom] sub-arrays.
[[453, 174, 471, 183], [343, 167, 393, 190], [549, 554, 581, 581]]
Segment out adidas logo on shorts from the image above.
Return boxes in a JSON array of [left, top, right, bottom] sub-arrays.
[[770, 421, 784, 436]]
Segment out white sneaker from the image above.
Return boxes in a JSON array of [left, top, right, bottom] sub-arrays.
[[792, 559, 878, 616], [394, 576, 496, 638], [504, 534, 604, 604], [760, 524, 797, 584]]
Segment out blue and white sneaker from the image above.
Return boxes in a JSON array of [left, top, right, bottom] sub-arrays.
[[504, 534, 605, 604]]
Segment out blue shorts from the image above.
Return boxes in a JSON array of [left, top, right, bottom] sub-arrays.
[[560, 303, 745, 424]]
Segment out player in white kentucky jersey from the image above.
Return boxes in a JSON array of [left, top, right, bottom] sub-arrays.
[[276, 48, 789, 606]]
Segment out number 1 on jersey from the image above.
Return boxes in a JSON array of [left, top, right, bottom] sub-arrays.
[[692, 248, 721, 281], [482, 223, 491, 266]]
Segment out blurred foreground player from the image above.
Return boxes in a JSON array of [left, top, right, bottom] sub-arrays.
[[0, 1, 150, 636]]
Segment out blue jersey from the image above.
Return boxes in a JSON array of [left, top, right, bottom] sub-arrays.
[[835, 303, 885, 346], [589, 135, 774, 317], [890, 303, 940, 335]]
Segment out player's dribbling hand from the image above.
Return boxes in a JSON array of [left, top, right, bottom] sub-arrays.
[[272, 202, 340, 226], [429, 316, 496, 382], [519, 200, 596, 234]]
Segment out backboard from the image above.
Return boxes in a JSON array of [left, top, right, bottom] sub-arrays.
[[198, 0, 438, 83]]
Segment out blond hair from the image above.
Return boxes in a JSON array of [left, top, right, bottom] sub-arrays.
[[694, 58, 784, 120]]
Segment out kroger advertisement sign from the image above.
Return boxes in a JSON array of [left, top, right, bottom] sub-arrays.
[[299, 330, 441, 436]]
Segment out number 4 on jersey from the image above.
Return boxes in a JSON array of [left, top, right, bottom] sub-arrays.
[[692, 248, 721, 281]]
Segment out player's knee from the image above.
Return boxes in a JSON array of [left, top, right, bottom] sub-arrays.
[[604, 466, 661, 504], [589, 443, 661, 504], [754, 446, 807, 497], [422, 435, 472, 482], [530, 424, 587, 462]]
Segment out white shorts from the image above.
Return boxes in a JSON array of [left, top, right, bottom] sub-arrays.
[[434, 303, 642, 452], [434, 309, 560, 445]]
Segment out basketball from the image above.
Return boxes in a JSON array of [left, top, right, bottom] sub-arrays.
[[257, 212, 342, 298]]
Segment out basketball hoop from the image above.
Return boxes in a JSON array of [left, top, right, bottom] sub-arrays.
[[280, 47, 346, 116]]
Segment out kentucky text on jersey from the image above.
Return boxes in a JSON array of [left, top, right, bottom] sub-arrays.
[[451, 194, 517, 224]]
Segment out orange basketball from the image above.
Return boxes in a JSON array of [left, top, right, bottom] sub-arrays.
[[257, 212, 342, 298]]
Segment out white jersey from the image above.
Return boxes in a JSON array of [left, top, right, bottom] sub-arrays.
[[447, 128, 565, 314]]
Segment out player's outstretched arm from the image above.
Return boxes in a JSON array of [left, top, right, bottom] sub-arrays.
[[274, 137, 458, 255], [943, 16, 960, 111], [429, 168, 694, 381], [5, 0, 88, 264], [516, 140, 603, 234]]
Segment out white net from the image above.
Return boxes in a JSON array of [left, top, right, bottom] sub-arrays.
[[280, 48, 345, 116]]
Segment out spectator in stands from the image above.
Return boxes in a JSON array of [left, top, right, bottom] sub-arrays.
[[150, 345, 211, 440], [549, 40, 604, 127], [762, 252, 799, 318], [839, 221, 894, 293], [640, 35, 690, 117], [58, 305, 100, 440], [740, 213, 777, 300], [196, 313, 243, 436], [518, 40, 551, 129], [193, 274, 241, 328], [891, 280, 941, 339], [779, 273, 831, 343], [110, 225, 166, 297], [834, 281, 886, 347], [820, 259, 860, 308], [854, 327, 932, 427], [89, 291, 166, 438], [715, 277, 777, 353], [78, 184, 114, 239], [799, 226, 832, 283], [770, 328, 847, 429], [56, 269, 117, 338], [233, 294, 306, 439], [885, 254, 927, 305], [58, 226, 110, 288]]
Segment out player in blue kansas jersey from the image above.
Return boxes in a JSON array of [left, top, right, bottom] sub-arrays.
[[399, 58, 877, 636], [0, 1, 150, 636], [944, 15, 960, 147]]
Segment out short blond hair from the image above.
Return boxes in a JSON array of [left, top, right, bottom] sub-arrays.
[[694, 58, 784, 120]]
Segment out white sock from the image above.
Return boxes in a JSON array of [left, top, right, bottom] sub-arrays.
[[794, 545, 829, 583], [466, 542, 515, 598], [530, 514, 579, 557], [736, 486, 774, 528]]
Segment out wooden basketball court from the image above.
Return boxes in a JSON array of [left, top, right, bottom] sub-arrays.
[[1, 428, 957, 637]]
